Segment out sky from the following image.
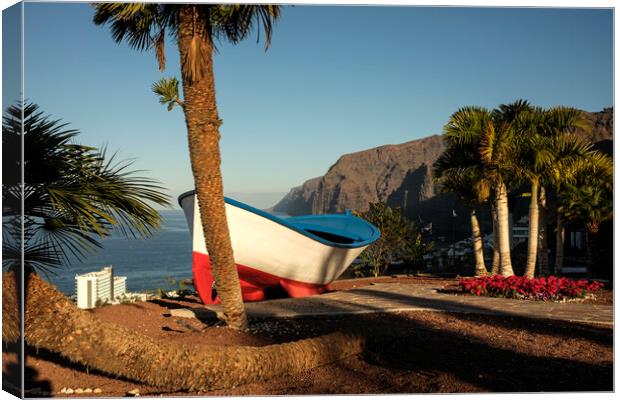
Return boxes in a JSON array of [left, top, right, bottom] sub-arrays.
[[9, 3, 614, 209]]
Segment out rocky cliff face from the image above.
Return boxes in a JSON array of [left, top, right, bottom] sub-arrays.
[[273, 108, 613, 239], [273, 134, 446, 215], [580, 107, 613, 143], [270, 176, 321, 216]]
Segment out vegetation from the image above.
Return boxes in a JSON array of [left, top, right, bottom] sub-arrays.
[[438, 104, 519, 276], [94, 3, 283, 331], [354, 202, 432, 277], [434, 149, 491, 276], [459, 275, 603, 302], [435, 100, 612, 279], [509, 105, 591, 278], [556, 152, 613, 275], [157, 276, 194, 299], [2, 103, 170, 274]]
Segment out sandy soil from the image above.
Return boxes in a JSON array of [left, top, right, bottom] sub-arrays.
[[3, 276, 613, 397]]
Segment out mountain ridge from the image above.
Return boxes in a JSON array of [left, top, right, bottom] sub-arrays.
[[272, 107, 613, 238]]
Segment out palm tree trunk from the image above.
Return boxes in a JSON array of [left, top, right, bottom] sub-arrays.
[[537, 186, 550, 276], [554, 213, 565, 275], [490, 201, 500, 275], [524, 180, 539, 278], [496, 181, 514, 276], [2, 272, 364, 391], [177, 6, 247, 329], [585, 231, 594, 278], [470, 208, 487, 276]]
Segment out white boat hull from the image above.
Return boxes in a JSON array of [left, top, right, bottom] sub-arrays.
[[179, 192, 377, 303]]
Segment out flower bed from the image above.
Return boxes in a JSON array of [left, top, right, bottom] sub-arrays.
[[458, 275, 604, 301]]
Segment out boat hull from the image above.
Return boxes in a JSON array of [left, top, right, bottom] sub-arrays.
[[179, 192, 377, 304], [192, 252, 331, 304]]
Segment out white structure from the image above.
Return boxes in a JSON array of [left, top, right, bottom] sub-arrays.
[[113, 276, 127, 300], [75, 266, 127, 309]]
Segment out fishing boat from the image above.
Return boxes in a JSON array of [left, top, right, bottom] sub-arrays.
[[178, 191, 380, 304]]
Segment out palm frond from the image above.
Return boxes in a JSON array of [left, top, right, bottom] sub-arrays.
[[545, 106, 590, 135], [211, 5, 281, 50], [155, 28, 166, 71], [443, 106, 490, 146], [3, 102, 171, 274], [152, 77, 182, 110]]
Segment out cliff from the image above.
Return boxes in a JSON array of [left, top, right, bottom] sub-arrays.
[[273, 135, 446, 214], [273, 108, 613, 240]]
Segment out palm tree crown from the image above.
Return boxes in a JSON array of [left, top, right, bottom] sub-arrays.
[[2, 103, 170, 273], [93, 4, 281, 82]]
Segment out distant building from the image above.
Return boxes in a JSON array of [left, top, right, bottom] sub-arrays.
[[75, 266, 127, 309], [113, 276, 127, 300], [511, 215, 529, 248]]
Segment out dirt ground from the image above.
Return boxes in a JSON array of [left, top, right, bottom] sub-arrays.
[[3, 276, 613, 397]]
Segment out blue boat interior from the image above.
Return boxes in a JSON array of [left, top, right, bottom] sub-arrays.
[[178, 191, 381, 249]]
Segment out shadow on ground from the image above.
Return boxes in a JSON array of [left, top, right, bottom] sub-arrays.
[[14, 287, 613, 395]]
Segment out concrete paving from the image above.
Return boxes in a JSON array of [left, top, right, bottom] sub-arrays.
[[176, 283, 613, 326]]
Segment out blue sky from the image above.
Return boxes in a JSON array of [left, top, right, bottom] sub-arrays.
[[16, 4, 613, 209]]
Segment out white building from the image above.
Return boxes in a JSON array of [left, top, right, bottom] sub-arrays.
[[75, 266, 127, 309], [113, 276, 127, 300]]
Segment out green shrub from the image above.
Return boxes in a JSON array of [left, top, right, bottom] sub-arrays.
[[354, 202, 433, 277]]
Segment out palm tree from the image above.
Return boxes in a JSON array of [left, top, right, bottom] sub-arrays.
[[537, 132, 602, 275], [443, 106, 516, 276], [555, 151, 613, 276], [2, 103, 170, 273], [536, 186, 550, 275], [489, 202, 500, 275], [510, 106, 590, 278], [434, 147, 490, 276], [487, 100, 543, 276], [2, 103, 364, 392], [2, 271, 363, 392], [93, 4, 283, 330]]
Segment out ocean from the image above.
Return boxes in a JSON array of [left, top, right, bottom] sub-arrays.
[[47, 210, 193, 295]]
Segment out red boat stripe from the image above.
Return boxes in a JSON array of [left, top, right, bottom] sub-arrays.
[[192, 252, 329, 304]]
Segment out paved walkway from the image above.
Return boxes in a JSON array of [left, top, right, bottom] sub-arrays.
[[173, 283, 613, 326]]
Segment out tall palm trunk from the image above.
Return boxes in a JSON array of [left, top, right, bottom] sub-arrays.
[[177, 6, 247, 329], [469, 208, 487, 276], [3, 272, 363, 391], [496, 181, 514, 276], [585, 230, 595, 279], [537, 187, 550, 276], [554, 213, 565, 275], [490, 201, 500, 275], [524, 180, 539, 278]]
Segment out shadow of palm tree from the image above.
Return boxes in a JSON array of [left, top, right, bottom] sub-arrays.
[[249, 307, 611, 392], [338, 286, 613, 345]]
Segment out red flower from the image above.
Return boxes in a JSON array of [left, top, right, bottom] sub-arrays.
[[458, 275, 603, 301]]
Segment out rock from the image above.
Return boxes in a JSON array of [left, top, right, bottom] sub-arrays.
[[93, 388, 102, 394], [170, 308, 196, 319], [273, 135, 446, 216], [127, 388, 140, 396], [271, 176, 321, 215], [171, 307, 220, 322], [578, 107, 614, 143]]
